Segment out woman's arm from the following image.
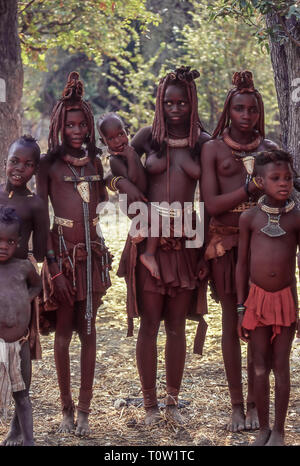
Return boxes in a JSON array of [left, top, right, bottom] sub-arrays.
[[35, 157, 75, 305], [201, 141, 258, 217], [235, 211, 252, 342]]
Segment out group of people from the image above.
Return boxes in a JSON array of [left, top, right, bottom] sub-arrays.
[[0, 67, 299, 447]]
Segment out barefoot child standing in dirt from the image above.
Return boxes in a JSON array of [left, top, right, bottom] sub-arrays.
[[201, 71, 278, 431], [236, 150, 300, 446], [36, 71, 112, 436], [0, 135, 47, 446], [0, 206, 42, 446]]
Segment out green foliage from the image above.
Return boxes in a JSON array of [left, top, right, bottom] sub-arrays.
[[18, 0, 160, 70], [208, 0, 300, 49], [21, 0, 280, 143], [178, 1, 279, 137]]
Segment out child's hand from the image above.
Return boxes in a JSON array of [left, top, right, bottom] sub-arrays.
[[117, 145, 136, 159], [237, 312, 249, 343], [108, 145, 134, 158]]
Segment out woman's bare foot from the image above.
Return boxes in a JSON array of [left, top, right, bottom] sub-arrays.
[[165, 405, 185, 425], [226, 403, 245, 432], [265, 430, 285, 446], [144, 406, 161, 426], [75, 410, 90, 436], [251, 428, 271, 446], [57, 409, 75, 433], [140, 253, 160, 279], [245, 402, 259, 430]]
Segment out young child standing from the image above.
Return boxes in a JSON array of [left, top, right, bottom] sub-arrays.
[[0, 135, 47, 263], [36, 71, 111, 436], [236, 149, 300, 446], [0, 206, 42, 446], [0, 135, 47, 446]]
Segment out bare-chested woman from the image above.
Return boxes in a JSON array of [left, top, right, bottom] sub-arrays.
[[201, 71, 278, 432], [114, 66, 210, 425]]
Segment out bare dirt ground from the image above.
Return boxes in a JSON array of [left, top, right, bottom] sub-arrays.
[[1, 212, 300, 447]]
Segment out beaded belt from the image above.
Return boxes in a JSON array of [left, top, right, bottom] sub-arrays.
[[54, 215, 99, 228], [152, 204, 193, 218], [230, 201, 257, 213]]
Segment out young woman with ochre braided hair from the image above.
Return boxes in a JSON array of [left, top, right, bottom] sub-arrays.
[[36, 72, 112, 436], [201, 70, 278, 432], [113, 66, 211, 425]]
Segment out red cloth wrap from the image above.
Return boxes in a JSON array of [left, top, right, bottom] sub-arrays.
[[242, 283, 297, 342], [117, 233, 208, 355]]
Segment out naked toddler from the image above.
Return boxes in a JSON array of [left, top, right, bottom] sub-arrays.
[[0, 206, 41, 446]]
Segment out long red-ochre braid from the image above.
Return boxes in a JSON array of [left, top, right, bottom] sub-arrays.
[[212, 70, 265, 139], [152, 66, 205, 149], [48, 71, 96, 153]]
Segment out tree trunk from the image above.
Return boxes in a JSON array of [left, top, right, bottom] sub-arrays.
[[0, 0, 23, 181], [266, 12, 300, 172]]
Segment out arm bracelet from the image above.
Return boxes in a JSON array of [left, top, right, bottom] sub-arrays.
[[237, 304, 246, 313], [109, 176, 124, 192]]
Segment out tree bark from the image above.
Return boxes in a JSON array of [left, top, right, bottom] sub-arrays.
[[266, 12, 300, 173], [0, 0, 23, 181]]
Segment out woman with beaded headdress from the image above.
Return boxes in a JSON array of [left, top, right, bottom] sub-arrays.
[[201, 70, 278, 432], [36, 71, 112, 436], [111, 66, 211, 425]]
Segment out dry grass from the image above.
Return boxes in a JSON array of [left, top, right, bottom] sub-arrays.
[[1, 212, 300, 447]]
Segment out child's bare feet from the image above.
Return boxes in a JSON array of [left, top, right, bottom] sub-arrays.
[[144, 406, 161, 426], [245, 402, 259, 430], [75, 410, 90, 436], [140, 253, 160, 279], [265, 430, 285, 446], [57, 409, 75, 433], [226, 403, 245, 432], [251, 428, 271, 446], [165, 405, 185, 425], [1, 414, 23, 446]]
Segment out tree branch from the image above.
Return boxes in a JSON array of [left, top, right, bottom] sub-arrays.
[[278, 14, 300, 47], [19, 0, 39, 15]]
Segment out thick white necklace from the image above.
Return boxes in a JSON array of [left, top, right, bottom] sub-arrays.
[[258, 195, 295, 237]]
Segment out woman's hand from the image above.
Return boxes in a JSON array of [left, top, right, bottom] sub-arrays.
[[52, 274, 75, 307], [197, 257, 209, 281]]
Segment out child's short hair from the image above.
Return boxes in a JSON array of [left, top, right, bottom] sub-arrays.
[[9, 135, 41, 165], [254, 149, 294, 175], [254, 149, 300, 191], [96, 112, 125, 137], [0, 205, 21, 232]]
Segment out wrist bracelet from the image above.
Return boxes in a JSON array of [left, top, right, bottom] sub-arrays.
[[237, 304, 246, 313], [51, 272, 63, 281], [109, 176, 124, 192], [47, 256, 57, 265], [252, 177, 260, 189]]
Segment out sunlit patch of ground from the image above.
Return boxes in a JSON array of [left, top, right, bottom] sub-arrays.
[[1, 212, 300, 446]]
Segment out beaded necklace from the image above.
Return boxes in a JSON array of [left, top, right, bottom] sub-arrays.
[[257, 195, 295, 237]]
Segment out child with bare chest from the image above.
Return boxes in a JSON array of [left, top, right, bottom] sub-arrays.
[[0, 135, 47, 262], [236, 150, 300, 446], [0, 206, 41, 446]]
